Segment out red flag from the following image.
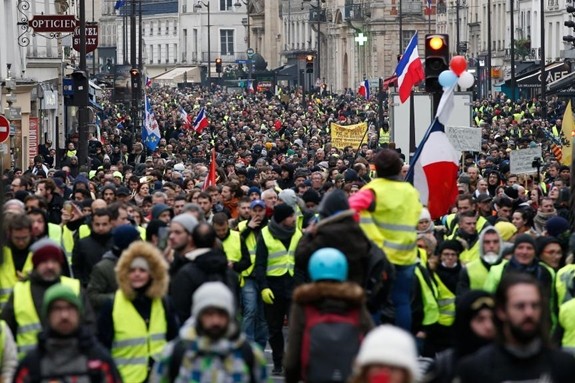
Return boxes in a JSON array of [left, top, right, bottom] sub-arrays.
[[203, 149, 217, 190]]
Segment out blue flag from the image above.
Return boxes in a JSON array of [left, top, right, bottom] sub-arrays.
[[114, 0, 125, 10], [142, 96, 161, 151]]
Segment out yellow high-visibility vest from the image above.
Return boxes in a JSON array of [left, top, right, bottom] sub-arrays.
[[414, 265, 439, 326], [222, 230, 242, 263], [433, 274, 456, 326], [0, 247, 33, 312], [261, 227, 302, 277], [466, 259, 490, 290], [112, 290, 167, 383]]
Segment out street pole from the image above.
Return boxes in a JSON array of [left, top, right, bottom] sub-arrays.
[[487, 0, 492, 96], [510, 0, 516, 100], [399, 0, 403, 53], [139, 0, 143, 71], [316, 0, 321, 81], [540, 0, 546, 118], [130, 0, 137, 130], [456, 0, 460, 55], [91, 0, 95, 76], [78, 0, 89, 166], [207, 2, 211, 82]]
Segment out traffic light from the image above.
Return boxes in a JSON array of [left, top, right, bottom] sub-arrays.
[[215, 58, 223, 73], [306, 55, 314, 74], [71, 70, 88, 107], [106, 58, 113, 72], [130, 68, 140, 89], [424, 34, 449, 93]]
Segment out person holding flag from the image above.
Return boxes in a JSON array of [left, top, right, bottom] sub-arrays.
[[142, 95, 161, 151]]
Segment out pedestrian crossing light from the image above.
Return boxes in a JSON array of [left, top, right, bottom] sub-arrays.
[[306, 55, 314, 74], [215, 58, 223, 73], [424, 34, 449, 93]]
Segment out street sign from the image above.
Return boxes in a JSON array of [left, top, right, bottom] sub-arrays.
[[247, 48, 255, 58], [73, 22, 99, 54], [29, 15, 78, 33], [235, 59, 252, 64], [0, 116, 10, 143]]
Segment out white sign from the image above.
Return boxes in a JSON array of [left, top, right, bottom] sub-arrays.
[[445, 126, 482, 152], [510, 147, 542, 174]]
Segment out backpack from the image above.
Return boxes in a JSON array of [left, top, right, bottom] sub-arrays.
[[301, 305, 362, 383], [169, 338, 255, 383]]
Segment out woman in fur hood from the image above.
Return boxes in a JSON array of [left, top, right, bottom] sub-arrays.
[[284, 248, 373, 383], [97, 241, 180, 383]]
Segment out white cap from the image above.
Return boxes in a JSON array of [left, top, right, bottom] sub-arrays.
[[355, 325, 419, 383], [419, 207, 431, 221], [192, 282, 235, 319]]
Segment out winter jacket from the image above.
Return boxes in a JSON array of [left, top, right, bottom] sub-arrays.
[[13, 327, 122, 383], [0, 320, 17, 383], [72, 232, 113, 286], [284, 282, 373, 383], [0, 272, 95, 338], [170, 248, 239, 324], [455, 342, 575, 383], [86, 250, 119, 312]]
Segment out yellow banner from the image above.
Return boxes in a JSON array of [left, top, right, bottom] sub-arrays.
[[561, 100, 574, 166], [330, 122, 367, 149]]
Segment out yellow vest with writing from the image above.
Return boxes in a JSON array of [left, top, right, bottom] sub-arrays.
[[15, 277, 80, 358], [112, 290, 167, 383], [0, 247, 33, 313], [359, 178, 422, 265], [261, 227, 302, 277]]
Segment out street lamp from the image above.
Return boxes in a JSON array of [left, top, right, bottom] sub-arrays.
[[234, 0, 250, 49], [195, 1, 211, 80]]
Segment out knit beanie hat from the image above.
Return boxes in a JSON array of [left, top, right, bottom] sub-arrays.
[[302, 190, 321, 205], [318, 189, 349, 219], [278, 189, 298, 208], [151, 204, 172, 220], [535, 236, 562, 256], [42, 283, 82, 319], [31, 239, 65, 268], [545, 216, 570, 238], [112, 225, 141, 253], [419, 207, 431, 221], [248, 186, 261, 197], [355, 325, 419, 383], [494, 221, 518, 242], [513, 233, 536, 252], [192, 282, 235, 318], [273, 204, 294, 223], [172, 214, 199, 234], [438, 240, 464, 255]]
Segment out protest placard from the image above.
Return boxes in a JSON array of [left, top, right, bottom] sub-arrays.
[[445, 126, 482, 152], [510, 147, 542, 174], [330, 122, 367, 149]]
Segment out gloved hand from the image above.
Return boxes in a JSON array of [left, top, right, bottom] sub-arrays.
[[261, 288, 275, 305]]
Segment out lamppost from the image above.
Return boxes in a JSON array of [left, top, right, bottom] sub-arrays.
[[234, 0, 250, 48], [37, 83, 44, 139], [195, 1, 211, 81]]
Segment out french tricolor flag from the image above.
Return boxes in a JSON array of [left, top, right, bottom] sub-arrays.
[[358, 80, 370, 99], [192, 107, 209, 134], [394, 32, 425, 104], [406, 84, 460, 219]]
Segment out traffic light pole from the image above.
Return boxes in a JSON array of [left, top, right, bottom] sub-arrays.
[[77, 0, 89, 166], [131, 0, 138, 130]]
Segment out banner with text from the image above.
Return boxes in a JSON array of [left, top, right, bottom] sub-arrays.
[[330, 122, 367, 149], [29, 117, 39, 166]]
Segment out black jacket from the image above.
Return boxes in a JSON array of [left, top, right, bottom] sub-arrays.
[[14, 326, 122, 383], [72, 232, 113, 286], [455, 342, 575, 383], [170, 248, 239, 323]]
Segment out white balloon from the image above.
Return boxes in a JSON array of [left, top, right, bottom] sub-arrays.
[[458, 71, 475, 90]]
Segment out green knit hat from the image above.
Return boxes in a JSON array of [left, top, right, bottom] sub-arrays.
[[42, 284, 82, 319]]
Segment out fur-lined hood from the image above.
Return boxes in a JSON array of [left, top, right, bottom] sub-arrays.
[[293, 281, 365, 305], [115, 241, 169, 300]]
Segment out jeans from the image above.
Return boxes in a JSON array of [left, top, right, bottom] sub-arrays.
[[241, 278, 268, 349], [391, 263, 416, 331]]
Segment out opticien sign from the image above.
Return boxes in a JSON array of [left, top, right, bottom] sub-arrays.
[[29, 15, 78, 33]]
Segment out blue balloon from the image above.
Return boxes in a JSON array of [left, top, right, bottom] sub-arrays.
[[438, 70, 458, 88]]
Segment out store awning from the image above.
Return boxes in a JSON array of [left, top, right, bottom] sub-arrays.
[[515, 62, 569, 88], [274, 64, 298, 78], [548, 71, 575, 96], [154, 67, 201, 85]]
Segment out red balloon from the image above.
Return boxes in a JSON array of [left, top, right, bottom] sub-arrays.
[[450, 55, 467, 76]]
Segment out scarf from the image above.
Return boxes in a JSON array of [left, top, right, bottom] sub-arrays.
[[533, 210, 557, 233], [508, 256, 540, 278], [267, 217, 295, 241]]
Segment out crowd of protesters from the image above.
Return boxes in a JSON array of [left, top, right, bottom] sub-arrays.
[[0, 84, 574, 383]]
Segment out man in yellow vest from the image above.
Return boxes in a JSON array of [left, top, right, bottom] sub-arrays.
[[97, 242, 179, 383], [349, 149, 422, 332], [0, 239, 94, 358], [13, 283, 122, 382], [213, 212, 251, 273], [0, 215, 35, 313], [448, 211, 481, 264], [255, 204, 302, 376], [237, 199, 269, 350]]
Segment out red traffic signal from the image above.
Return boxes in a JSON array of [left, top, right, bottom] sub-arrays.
[[215, 58, 223, 73], [305, 55, 314, 73], [130, 68, 140, 78]]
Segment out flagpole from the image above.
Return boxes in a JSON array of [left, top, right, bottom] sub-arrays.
[[350, 121, 370, 168], [409, 90, 416, 160], [428, 1, 431, 33]]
